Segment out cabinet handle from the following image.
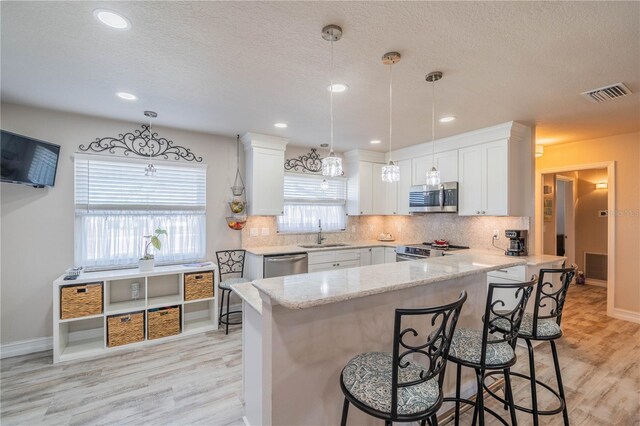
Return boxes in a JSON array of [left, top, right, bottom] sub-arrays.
[[194, 275, 203, 279], [482, 211, 486, 214], [120, 315, 131, 323], [476, 211, 480, 214], [76, 288, 87, 293], [361, 211, 363, 214], [496, 269, 509, 273]]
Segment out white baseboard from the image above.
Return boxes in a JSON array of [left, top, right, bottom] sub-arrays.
[[611, 308, 640, 324], [585, 279, 607, 288], [1, 336, 53, 359]]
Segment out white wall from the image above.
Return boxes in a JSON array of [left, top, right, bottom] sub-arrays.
[[0, 103, 242, 345]]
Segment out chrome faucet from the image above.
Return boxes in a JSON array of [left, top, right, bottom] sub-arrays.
[[317, 219, 326, 245]]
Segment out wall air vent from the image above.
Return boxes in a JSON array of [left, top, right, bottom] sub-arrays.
[[580, 83, 632, 103]]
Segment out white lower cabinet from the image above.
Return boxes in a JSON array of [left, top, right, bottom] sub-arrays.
[[371, 247, 385, 265], [308, 249, 361, 272], [360, 248, 373, 266], [384, 247, 397, 263]]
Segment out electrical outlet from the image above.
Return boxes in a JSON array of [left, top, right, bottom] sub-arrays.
[[250, 228, 258, 237], [351, 225, 356, 232], [492, 229, 500, 240], [261, 227, 270, 236]]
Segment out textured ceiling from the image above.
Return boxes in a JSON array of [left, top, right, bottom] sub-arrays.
[[1, 1, 639, 151]]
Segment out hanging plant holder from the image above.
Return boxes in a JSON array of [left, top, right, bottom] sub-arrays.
[[227, 135, 248, 229]]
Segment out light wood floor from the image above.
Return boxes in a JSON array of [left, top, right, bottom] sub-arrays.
[[1, 285, 638, 425]]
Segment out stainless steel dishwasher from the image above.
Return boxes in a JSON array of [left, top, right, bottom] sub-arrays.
[[263, 253, 308, 278]]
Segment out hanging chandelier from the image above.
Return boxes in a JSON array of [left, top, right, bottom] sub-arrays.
[[144, 110, 157, 177], [381, 52, 401, 183], [321, 24, 343, 178], [425, 71, 442, 186]]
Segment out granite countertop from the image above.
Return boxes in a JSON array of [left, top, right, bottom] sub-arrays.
[[230, 282, 262, 314], [470, 249, 566, 266], [243, 240, 411, 256], [251, 250, 527, 310]]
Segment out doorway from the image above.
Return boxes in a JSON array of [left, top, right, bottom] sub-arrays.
[[536, 163, 614, 314]]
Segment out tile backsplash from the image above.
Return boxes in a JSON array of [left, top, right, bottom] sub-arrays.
[[242, 214, 529, 252]]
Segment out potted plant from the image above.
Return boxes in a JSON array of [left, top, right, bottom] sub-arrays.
[[139, 228, 167, 271]]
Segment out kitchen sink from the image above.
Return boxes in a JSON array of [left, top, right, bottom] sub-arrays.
[[298, 243, 351, 249]]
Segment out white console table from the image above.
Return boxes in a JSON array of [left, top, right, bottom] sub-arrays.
[[53, 263, 218, 363]]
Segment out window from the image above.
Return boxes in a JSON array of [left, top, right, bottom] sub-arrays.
[[74, 154, 206, 269], [277, 173, 346, 233]]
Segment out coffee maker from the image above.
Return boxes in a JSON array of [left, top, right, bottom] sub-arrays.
[[505, 230, 528, 256]]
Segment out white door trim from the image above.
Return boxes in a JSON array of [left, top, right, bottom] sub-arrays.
[[535, 161, 616, 318]]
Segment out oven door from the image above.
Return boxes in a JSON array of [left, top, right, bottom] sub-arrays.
[[396, 253, 426, 262], [409, 182, 458, 213]]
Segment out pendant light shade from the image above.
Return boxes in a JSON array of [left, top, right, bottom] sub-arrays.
[[321, 25, 343, 178], [425, 71, 442, 186], [381, 52, 401, 183]]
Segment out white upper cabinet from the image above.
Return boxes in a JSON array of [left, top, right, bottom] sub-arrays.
[[434, 150, 459, 183], [459, 137, 528, 217], [372, 163, 387, 214], [242, 133, 288, 216], [412, 154, 433, 186], [396, 159, 412, 215], [346, 150, 396, 216], [391, 122, 532, 218]]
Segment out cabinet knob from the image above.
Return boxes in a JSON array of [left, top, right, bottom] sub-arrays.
[[476, 211, 480, 214], [482, 211, 486, 214], [361, 211, 363, 214]]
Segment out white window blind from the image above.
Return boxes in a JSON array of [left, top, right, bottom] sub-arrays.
[[74, 154, 207, 268], [277, 173, 347, 233]]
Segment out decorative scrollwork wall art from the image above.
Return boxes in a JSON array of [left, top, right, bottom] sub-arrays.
[[79, 124, 203, 162], [284, 148, 344, 175]]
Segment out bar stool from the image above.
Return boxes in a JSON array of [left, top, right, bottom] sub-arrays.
[[444, 278, 536, 426], [484, 266, 577, 426], [215, 250, 249, 334], [339, 292, 467, 426]]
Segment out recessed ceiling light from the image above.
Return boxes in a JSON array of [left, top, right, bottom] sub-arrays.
[[116, 92, 137, 101], [274, 123, 288, 128], [328, 83, 349, 93], [439, 116, 455, 123], [370, 140, 381, 144], [93, 9, 131, 30]]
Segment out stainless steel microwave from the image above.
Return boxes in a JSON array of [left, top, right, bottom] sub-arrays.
[[409, 182, 458, 213]]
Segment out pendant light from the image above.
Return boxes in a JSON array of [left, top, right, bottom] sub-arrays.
[[320, 143, 330, 190], [144, 110, 157, 177], [425, 71, 442, 186], [321, 25, 343, 177], [381, 52, 401, 183]]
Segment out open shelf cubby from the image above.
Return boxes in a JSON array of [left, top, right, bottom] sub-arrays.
[[106, 278, 146, 314], [184, 300, 216, 333], [147, 274, 182, 308], [58, 317, 104, 361], [53, 264, 217, 363]]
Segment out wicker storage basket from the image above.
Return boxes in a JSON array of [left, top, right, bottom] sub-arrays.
[[60, 283, 103, 319], [107, 312, 144, 347], [148, 306, 181, 340], [184, 271, 214, 301]]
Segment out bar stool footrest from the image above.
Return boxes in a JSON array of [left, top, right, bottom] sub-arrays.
[[483, 371, 565, 416], [442, 397, 509, 425], [219, 310, 242, 326]]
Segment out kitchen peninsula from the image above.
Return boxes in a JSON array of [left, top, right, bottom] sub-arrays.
[[232, 250, 544, 426]]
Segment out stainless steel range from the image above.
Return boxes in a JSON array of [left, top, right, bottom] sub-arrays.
[[395, 242, 470, 262]]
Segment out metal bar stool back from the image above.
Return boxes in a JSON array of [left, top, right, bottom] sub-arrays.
[[444, 278, 536, 426], [484, 266, 577, 426], [215, 250, 248, 334], [340, 292, 468, 426]]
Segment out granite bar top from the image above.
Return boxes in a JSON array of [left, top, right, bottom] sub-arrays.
[[252, 250, 527, 310], [231, 282, 262, 314], [243, 240, 410, 256]]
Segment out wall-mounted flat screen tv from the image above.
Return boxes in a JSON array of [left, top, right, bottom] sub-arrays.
[[1, 130, 60, 188]]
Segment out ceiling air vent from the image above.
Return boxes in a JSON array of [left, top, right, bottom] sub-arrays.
[[581, 82, 632, 103]]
